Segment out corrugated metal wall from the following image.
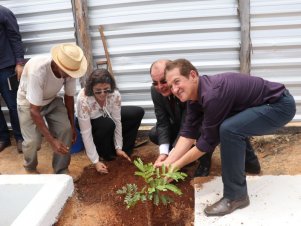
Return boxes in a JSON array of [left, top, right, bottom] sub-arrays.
[[250, 0, 301, 121], [0, 0, 76, 126], [87, 0, 240, 125], [0, 0, 76, 57], [1, 0, 301, 127]]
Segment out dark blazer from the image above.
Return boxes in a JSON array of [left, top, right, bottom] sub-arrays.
[[150, 86, 186, 146], [0, 5, 25, 69]]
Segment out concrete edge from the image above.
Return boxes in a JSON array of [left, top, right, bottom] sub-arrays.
[[194, 175, 301, 226], [3, 175, 74, 226]]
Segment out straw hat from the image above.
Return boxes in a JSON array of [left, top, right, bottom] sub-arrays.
[[51, 43, 87, 78]]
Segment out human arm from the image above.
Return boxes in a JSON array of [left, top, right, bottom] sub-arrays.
[[15, 64, 24, 80], [30, 104, 68, 155], [171, 146, 205, 170], [76, 90, 101, 162], [151, 87, 172, 148], [110, 91, 131, 161], [155, 98, 188, 165], [78, 116, 109, 172], [116, 149, 131, 162], [154, 153, 168, 165], [64, 94, 77, 144], [154, 136, 195, 167], [95, 161, 108, 174], [151, 86, 175, 165], [154, 143, 169, 164], [156, 139, 206, 172], [76, 91, 109, 172]]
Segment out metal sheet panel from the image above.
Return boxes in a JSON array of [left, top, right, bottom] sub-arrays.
[[2, 0, 299, 127], [0, 0, 76, 126], [251, 0, 301, 121], [87, 0, 240, 125], [0, 0, 76, 58]]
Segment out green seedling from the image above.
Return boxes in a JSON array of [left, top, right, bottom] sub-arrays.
[[116, 158, 187, 209]]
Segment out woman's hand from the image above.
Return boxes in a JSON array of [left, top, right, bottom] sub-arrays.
[[116, 149, 131, 162], [95, 161, 108, 174]]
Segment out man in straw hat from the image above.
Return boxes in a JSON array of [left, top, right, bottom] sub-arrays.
[[17, 43, 87, 174]]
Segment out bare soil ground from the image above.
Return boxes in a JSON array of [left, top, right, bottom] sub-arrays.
[[1, 132, 301, 226]]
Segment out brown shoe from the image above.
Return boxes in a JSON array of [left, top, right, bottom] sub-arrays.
[[0, 140, 11, 152], [204, 195, 250, 216], [17, 140, 23, 153]]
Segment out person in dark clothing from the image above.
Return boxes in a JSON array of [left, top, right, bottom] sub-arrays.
[[0, 5, 24, 152], [156, 59, 296, 216], [149, 60, 186, 163], [149, 59, 213, 177]]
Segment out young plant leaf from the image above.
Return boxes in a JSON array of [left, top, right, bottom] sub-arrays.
[[116, 158, 187, 209]]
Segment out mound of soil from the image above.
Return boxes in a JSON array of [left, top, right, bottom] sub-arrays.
[[72, 151, 196, 226]]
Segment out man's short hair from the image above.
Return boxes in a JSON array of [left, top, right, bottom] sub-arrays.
[[165, 59, 198, 78]]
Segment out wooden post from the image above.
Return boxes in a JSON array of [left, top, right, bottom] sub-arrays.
[[72, 0, 94, 87], [238, 0, 251, 74], [97, 25, 114, 76]]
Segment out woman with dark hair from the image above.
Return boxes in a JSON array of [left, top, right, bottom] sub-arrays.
[[76, 69, 144, 173]]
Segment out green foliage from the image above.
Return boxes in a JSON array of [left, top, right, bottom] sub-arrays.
[[116, 158, 187, 208]]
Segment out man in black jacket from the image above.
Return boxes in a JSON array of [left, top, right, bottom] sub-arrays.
[[0, 5, 24, 153], [149, 59, 212, 176]]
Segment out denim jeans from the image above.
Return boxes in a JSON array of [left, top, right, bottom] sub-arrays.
[[0, 67, 23, 142], [219, 90, 296, 200]]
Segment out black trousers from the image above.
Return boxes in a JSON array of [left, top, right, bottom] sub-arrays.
[[148, 123, 180, 150], [90, 106, 144, 160]]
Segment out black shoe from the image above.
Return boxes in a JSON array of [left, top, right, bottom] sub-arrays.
[[204, 195, 250, 216], [245, 156, 261, 174], [0, 140, 11, 152], [194, 163, 210, 177], [194, 153, 212, 177]]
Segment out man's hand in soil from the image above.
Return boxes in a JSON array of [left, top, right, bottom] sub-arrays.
[[50, 138, 69, 155], [95, 161, 108, 174], [154, 154, 168, 166], [71, 127, 77, 145], [154, 158, 174, 168], [116, 149, 131, 162]]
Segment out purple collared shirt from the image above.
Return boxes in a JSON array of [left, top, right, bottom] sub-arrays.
[[180, 72, 285, 153]]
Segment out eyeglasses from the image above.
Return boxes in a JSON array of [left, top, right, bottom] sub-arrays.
[[152, 79, 167, 86], [93, 89, 112, 95]]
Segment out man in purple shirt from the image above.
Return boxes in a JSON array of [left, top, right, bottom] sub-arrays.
[[157, 59, 296, 216], [149, 59, 212, 177]]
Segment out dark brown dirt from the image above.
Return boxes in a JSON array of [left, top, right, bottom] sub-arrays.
[[66, 146, 196, 226]]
